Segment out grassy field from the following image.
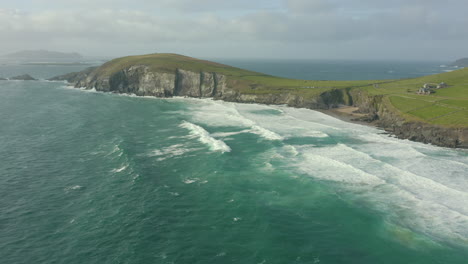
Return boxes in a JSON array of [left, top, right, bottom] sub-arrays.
[[98, 53, 468, 128], [364, 67, 468, 127]]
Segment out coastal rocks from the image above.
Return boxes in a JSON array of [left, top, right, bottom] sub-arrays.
[[220, 92, 329, 109], [319, 89, 347, 108], [0, 77, 7, 80], [386, 123, 468, 148], [10, 74, 36, 80], [48, 67, 97, 83]]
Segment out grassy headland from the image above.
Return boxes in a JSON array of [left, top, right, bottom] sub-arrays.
[[93, 53, 468, 128], [362, 68, 468, 127]]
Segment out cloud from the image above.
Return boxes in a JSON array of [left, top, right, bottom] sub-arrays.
[[1, 0, 467, 60], [285, 0, 335, 14]]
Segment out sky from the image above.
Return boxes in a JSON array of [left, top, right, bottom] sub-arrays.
[[1, 0, 467, 61]]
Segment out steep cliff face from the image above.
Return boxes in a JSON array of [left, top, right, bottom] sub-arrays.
[[72, 65, 226, 98], [200, 72, 216, 97], [108, 65, 176, 96], [175, 69, 200, 97]]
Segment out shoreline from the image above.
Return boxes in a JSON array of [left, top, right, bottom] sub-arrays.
[[60, 82, 463, 148], [48, 71, 467, 149], [58, 80, 376, 128], [317, 106, 377, 127]]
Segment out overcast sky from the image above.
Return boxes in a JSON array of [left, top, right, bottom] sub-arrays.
[[1, 0, 467, 61]]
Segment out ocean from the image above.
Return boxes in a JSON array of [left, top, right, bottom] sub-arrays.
[[210, 58, 457, 80], [0, 60, 467, 264]]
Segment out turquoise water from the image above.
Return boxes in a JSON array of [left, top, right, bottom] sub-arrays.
[[1, 63, 468, 263], [1, 80, 467, 264]]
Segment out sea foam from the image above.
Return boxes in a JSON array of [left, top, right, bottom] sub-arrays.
[[186, 100, 284, 141], [149, 144, 199, 161], [224, 101, 468, 243], [294, 141, 468, 243], [179, 121, 231, 153]]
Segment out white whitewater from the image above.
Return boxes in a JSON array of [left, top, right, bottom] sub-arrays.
[[184, 99, 468, 244], [179, 121, 231, 153]]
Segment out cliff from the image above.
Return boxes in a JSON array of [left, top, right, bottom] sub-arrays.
[[53, 54, 347, 109], [58, 64, 341, 109], [50, 53, 468, 148]]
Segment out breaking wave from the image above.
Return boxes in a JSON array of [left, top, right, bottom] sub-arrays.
[[179, 121, 231, 153]]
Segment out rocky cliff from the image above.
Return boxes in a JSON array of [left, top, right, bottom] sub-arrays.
[[55, 64, 342, 109], [52, 62, 467, 149], [74, 65, 230, 98], [348, 89, 468, 148]]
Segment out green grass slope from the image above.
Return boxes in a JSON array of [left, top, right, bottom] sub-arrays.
[[96, 53, 379, 99], [97, 53, 468, 128], [362, 68, 468, 127]]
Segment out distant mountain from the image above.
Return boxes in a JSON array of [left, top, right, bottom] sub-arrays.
[[2, 50, 83, 61], [449, 58, 468, 67]]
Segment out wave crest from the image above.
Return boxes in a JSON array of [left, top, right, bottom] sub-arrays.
[[179, 121, 231, 153]]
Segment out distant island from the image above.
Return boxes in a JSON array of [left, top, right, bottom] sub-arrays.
[[49, 53, 468, 148], [10, 74, 37, 81], [21, 62, 92, 66], [2, 50, 83, 62], [450, 58, 468, 67]]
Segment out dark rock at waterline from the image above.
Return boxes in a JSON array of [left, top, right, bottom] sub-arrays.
[[10, 74, 37, 81], [0, 77, 7, 80], [48, 67, 97, 83]]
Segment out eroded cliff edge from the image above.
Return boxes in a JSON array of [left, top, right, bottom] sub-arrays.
[[51, 64, 341, 109], [51, 64, 468, 148]]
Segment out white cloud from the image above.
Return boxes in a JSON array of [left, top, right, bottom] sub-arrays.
[[0, 0, 468, 60]]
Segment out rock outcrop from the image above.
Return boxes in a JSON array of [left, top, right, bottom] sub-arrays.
[[0, 77, 7, 80], [48, 67, 97, 83], [10, 74, 37, 81]]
